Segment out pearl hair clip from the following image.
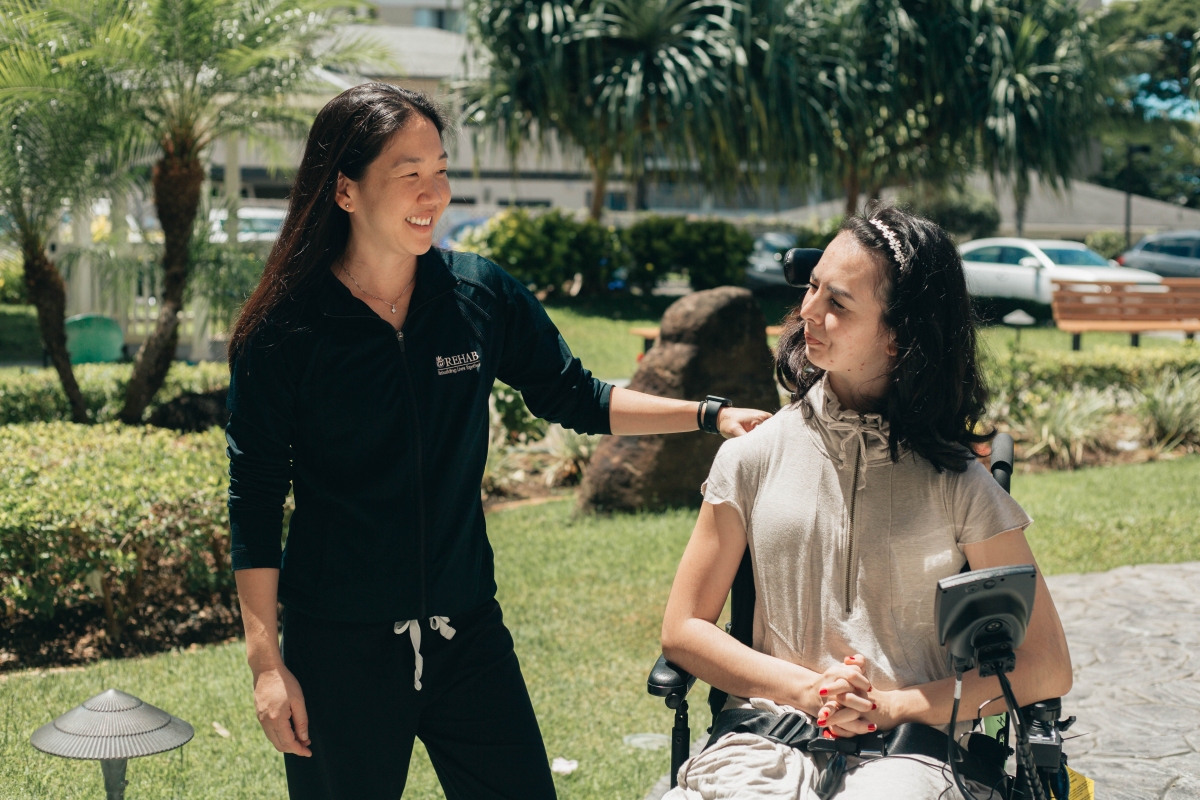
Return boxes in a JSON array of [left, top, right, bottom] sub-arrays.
[[870, 218, 908, 270]]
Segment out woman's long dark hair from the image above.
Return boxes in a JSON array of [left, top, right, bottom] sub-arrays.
[[775, 205, 991, 472], [228, 83, 449, 363]]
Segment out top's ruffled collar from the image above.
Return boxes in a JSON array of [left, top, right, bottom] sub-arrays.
[[803, 375, 894, 472]]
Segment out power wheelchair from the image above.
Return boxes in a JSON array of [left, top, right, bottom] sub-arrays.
[[646, 247, 1079, 798], [646, 425, 1078, 797]]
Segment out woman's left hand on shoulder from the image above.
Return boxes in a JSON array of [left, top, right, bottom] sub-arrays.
[[718, 407, 773, 438]]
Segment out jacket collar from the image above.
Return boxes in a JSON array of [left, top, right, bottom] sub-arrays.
[[319, 248, 459, 320]]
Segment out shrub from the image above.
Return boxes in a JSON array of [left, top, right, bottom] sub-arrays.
[[535, 424, 602, 487], [0, 252, 26, 304], [0, 423, 238, 645], [624, 216, 684, 293], [1009, 386, 1114, 468], [1085, 230, 1127, 261], [456, 209, 624, 295], [490, 381, 546, 444], [624, 216, 755, 291], [0, 305, 41, 361], [0, 361, 229, 424], [675, 219, 755, 290], [985, 345, 1200, 394], [1138, 369, 1200, 452]]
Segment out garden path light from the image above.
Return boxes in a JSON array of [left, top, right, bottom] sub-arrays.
[[30, 688, 194, 800]]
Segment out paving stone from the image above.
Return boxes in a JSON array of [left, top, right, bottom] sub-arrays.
[[1066, 757, 1178, 799]]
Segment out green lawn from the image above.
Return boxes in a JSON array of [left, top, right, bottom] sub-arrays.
[[544, 305, 660, 382], [0, 502, 711, 800], [0, 305, 40, 362], [1013, 454, 1200, 576]]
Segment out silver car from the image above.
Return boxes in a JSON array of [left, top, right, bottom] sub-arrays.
[[959, 237, 1161, 305], [1118, 231, 1200, 278]]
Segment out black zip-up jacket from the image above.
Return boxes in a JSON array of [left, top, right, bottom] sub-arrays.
[[226, 248, 612, 622]]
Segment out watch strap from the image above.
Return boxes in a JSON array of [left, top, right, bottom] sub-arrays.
[[700, 395, 732, 434]]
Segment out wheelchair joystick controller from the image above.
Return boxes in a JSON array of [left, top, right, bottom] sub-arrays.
[[938, 565, 1073, 800]]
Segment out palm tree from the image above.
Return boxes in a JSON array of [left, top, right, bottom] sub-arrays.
[[462, 0, 753, 220], [0, 0, 142, 423], [975, 0, 1102, 235], [5, 0, 389, 424], [767, 0, 988, 216]]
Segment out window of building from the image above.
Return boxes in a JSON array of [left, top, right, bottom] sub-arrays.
[[413, 8, 462, 30]]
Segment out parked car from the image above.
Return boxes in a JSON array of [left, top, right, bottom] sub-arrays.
[[440, 217, 491, 250], [208, 207, 287, 243], [744, 231, 798, 290], [1118, 230, 1200, 278], [959, 237, 1161, 305]]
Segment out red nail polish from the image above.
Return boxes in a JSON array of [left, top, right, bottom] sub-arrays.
[[868, 724, 877, 732], [817, 719, 826, 727], [819, 689, 827, 696], [871, 703, 877, 710]]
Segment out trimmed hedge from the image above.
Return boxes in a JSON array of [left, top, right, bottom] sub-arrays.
[[986, 344, 1200, 391], [0, 423, 241, 644], [0, 362, 229, 425], [456, 209, 624, 296], [458, 210, 756, 294]]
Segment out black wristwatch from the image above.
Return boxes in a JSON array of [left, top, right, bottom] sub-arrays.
[[698, 395, 732, 435]]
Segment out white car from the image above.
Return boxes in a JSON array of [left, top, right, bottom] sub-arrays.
[[959, 238, 1161, 305], [208, 206, 286, 243]]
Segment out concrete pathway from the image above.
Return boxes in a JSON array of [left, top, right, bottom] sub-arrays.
[[643, 562, 1200, 800], [1053, 562, 1200, 799]]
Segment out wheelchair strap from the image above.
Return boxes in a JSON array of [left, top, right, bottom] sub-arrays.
[[705, 708, 1008, 794]]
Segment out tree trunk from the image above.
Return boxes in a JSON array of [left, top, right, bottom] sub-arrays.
[[843, 164, 861, 218], [22, 237, 89, 423], [588, 150, 611, 221], [866, 182, 882, 209], [1014, 172, 1029, 238], [119, 138, 204, 425]]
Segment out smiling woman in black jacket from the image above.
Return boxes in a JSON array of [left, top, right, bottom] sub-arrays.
[[226, 83, 771, 800]]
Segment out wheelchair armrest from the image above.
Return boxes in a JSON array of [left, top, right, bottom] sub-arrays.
[[647, 654, 696, 709]]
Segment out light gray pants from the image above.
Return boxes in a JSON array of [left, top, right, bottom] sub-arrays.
[[663, 730, 1001, 800]]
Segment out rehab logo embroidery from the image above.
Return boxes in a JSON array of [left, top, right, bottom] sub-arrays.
[[435, 351, 481, 376]]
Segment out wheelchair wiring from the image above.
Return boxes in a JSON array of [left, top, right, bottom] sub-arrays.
[[944, 667, 1050, 800]]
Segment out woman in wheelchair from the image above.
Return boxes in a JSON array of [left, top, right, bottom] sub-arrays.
[[659, 207, 1073, 799]]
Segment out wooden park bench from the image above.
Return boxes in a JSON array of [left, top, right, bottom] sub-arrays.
[[630, 325, 783, 353], [1051, 279, 1200, 351]]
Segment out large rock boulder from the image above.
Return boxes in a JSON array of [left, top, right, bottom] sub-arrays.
[[579, 287, 779, 512]]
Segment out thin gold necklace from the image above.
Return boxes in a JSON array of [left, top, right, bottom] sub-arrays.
[[341, 264, 416, 315]]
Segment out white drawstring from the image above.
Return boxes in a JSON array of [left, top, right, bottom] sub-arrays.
[[825, 416, 889, 489], [394, 616, 456, 690]]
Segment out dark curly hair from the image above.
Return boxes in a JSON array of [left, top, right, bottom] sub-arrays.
[[775, 205, 991, 472]]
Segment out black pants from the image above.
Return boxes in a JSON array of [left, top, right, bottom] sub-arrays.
[[281, 599, 557, 800]]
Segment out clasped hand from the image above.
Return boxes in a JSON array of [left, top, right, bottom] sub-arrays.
[[811, 654, 888, 738]]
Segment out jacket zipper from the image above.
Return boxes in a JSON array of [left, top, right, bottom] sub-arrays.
[[844, 422, 864, 614], [323, 275, 462, 618], [396, 329, 428, 619]]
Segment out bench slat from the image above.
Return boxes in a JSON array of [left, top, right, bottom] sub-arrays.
[[1052, 280, 1200, 344]]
